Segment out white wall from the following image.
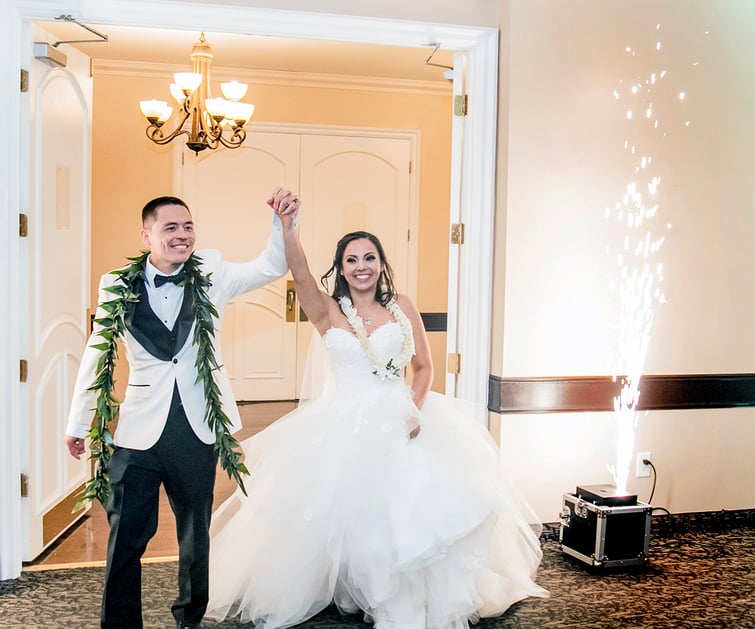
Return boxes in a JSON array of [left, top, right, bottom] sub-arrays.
[[493, 0, 755, 522], [188, 0, 499, 28]]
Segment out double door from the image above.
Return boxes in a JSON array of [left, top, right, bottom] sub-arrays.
[[180, 128, 416, 400]]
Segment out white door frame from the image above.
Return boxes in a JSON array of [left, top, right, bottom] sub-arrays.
[[1, 0, 498, 579]]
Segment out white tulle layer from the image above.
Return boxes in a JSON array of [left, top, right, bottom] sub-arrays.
[[206, 326, 547, 628]]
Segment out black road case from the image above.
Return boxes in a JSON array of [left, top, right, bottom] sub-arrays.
[[559, 484, 651, 568]]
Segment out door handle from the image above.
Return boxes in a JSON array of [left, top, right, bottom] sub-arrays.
[[286, 280, 296, 322]]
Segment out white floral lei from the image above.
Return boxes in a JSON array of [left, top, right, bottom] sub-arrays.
[[339, 296, 415, 380]]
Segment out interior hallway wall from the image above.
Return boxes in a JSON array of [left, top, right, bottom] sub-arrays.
[[91, 64, 452, 391], [491, 0, 755, 522]]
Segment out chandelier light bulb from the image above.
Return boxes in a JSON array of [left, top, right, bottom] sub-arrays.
[[221, 80, 248, 101], [139, 99, 169, 122], [228, 102, 255, 125], [157, 107, 173, 124], [174, 72, 203, 93], [169, 83, 186, 104], [205, 98, 229, 120]]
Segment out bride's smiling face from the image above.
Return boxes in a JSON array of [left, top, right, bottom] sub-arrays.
[[341, 238, 382, 294]]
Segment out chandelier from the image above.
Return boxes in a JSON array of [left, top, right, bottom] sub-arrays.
[[139, 33, 254, 154]]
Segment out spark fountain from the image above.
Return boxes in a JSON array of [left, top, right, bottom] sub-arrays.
[[605, 23, 686, 495], [560, 22, 695, 570]]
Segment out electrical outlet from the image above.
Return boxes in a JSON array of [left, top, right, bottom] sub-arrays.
[[636, 451, 652, 478]]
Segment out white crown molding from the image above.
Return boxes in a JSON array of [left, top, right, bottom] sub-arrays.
[[94, 59, 452, 97], [15, 1, 490, 49]]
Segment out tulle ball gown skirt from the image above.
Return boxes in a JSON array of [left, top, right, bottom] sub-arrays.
[[206, 327, 547, 628]]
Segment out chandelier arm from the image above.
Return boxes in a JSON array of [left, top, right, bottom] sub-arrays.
[[217, 127, 247, 150], [187, 127, 219, 153], [203, 132, 220, 150], [205, 118, 224, 142], [182, 100, 214, 153], [144, 105, 193, 145], [145, 125, 191, 146]]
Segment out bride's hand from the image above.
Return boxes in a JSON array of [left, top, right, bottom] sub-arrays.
[[407, 412, 421, 439], [267, 186, 300, 228]]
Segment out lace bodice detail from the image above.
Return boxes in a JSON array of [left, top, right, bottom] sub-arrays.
[[323, 323, 405, 389]]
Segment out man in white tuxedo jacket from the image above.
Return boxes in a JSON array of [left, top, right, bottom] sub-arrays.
[[64, 188, 300, 629]]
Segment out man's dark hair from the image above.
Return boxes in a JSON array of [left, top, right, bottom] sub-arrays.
[[141, 196, 191, 225]]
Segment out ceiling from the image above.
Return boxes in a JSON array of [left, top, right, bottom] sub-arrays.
[[36, 20, 456, 83]]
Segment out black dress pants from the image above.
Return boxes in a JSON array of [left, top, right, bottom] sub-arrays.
[[101, 385, 218, 628]]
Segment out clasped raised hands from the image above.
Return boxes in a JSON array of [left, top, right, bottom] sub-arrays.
[[268, 186, 300, 228]]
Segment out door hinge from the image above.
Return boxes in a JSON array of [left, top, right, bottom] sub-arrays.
[[453, 94, 468, 116], [451, 223, 465, 245], [20, 473, 29, 498], [447, 352, 461, 374], [19, 213, 28, 237], [20, 68, 29, 93], [20, 359, 28, 383], [409, 161, 412, 174]]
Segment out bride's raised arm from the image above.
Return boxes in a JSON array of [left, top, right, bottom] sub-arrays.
[[270, 193, 337, 336]]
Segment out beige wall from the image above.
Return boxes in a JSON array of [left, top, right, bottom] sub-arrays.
[[91, 65, 452, 390], [492, 0, 755, 521]]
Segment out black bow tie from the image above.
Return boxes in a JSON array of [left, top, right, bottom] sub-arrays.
[[153, 272, 185, 287]]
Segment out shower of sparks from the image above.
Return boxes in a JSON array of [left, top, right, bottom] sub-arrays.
[[604, 23, 689, 495]]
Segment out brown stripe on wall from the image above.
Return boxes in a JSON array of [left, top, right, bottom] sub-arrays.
[[488, 373, 755, 414]]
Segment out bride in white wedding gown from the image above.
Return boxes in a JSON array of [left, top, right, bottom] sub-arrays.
[[205, 191, 548, 628]]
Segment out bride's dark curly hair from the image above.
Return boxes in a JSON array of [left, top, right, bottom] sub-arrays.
[[321, 231, 397, 306]]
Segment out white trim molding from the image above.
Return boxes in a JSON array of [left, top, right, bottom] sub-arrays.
[[94, 60, 453, 97], [1, 4, 27, 581]]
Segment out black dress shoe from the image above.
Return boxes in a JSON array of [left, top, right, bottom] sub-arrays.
[[176, 622, 201, 629]]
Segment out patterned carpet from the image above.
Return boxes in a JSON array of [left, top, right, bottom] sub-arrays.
[[1, 517, 753, 629]]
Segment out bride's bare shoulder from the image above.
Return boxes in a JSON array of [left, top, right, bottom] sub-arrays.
[[394, 294, 419, 316]]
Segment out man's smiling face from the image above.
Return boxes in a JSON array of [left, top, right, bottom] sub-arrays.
[[141, 203, 196, 274]]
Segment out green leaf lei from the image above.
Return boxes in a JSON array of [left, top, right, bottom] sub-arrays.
[[75, 251, 248, 511]]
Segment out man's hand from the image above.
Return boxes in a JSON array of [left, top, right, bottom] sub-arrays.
[[267, 186, 300, 219], [65, 435, 86, 460]]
